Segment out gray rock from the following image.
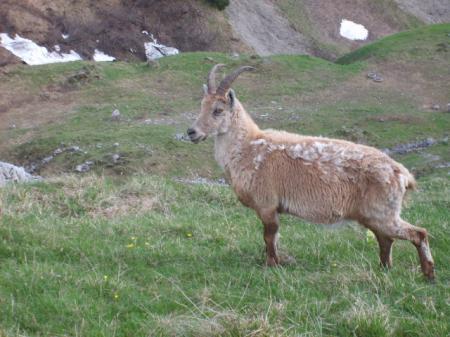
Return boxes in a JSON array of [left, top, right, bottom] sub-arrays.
[[367, 72, 383, 82], [174, 133, 190, 142], [111, 109, 121, 121], [432, 104, 440, 111], [113, 142, 119, 147], [53, 148, 63, 155], [112, 154, 120, 163], [67, 146, 81, 153], [447, 103, 450, 113], [41, 155, 54, 164], [75, 161, 94, 173], [388, 137, 438, 155], [0, 161, 41, 187]]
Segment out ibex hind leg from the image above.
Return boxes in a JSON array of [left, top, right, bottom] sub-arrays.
[[371, 218, 435, 281]]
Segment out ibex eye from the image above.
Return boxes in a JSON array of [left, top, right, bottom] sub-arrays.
[[213, 109, 223, 116]]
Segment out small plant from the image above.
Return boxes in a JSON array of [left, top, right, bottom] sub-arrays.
[[205, 0, 229, 10]]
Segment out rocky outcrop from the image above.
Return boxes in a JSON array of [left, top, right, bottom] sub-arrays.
[[0, 161, 41, 187]]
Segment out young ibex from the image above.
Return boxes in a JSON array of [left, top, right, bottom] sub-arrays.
[[187, 64, 435, 280]]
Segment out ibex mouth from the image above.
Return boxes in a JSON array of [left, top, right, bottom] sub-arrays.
[[191, 135, 208, 144]]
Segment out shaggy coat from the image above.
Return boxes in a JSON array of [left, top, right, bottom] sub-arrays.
[[187, 65, 435, 280]]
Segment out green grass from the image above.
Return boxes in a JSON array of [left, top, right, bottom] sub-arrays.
[[0, 174, 448, 337], [1, 24, 449, 336], [337, 23, 450, 64], [3, 50, 448, 178]]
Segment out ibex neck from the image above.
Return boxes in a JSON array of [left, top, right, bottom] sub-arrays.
[[230, 100, 260, 139], [214, 100, 260, 171]]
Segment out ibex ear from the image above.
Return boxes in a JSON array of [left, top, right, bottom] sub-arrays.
[[228, 89, 236, 111], [203, 84, 208, 96]]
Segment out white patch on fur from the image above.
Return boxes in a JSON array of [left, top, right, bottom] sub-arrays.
[[251, 139, 266, 145], [253, 153, 265, 170], [421, 241, 434, 262]]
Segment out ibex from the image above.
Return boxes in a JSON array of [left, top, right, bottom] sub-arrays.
[[187, 64, 435, 280]]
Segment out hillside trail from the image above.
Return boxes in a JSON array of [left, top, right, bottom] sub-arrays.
[[226, 0, 312, 56]]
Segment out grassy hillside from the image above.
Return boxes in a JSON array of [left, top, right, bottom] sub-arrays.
[[0, 24, 449, 336], [337, 23, 450, 64]]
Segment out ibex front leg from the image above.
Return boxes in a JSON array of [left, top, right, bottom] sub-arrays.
[[258, 208, 280, 266]]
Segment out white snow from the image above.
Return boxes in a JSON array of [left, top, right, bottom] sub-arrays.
[[0, 33, 82, 65], [54, 45, 61, 52], [339, 19, 369, 41], [93, 49, 115, 62], [144, 36, 179, 60], [62, 33, 69, 39]]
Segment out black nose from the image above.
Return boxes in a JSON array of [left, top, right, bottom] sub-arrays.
[[187, 128, 196, 137]]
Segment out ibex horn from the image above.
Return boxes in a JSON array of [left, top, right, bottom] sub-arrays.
[[216, 66, 255, 95], [207, 64, 225, 94]]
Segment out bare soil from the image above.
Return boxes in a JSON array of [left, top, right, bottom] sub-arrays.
[[226, 0, 313, 56], [0, 0, 246, 63]]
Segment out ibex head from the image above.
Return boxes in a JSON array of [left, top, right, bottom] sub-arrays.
[[187, 64, 255, 143]]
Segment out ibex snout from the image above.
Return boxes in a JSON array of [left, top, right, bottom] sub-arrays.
[[186, 127, 206, 143]]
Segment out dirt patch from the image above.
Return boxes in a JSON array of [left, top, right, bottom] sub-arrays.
[[92, 195, 159, 219], [0, 0, 246, 65], [0, 48, 21, 67]]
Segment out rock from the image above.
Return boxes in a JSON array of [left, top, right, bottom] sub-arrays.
[[373, 75, 383, 82], [53, 148, 63, 155], [367, 72, 383, 82], [113, 142, 119, 147], [447, 103, 450, 113], [388, 137, 438, 155], [41, 155, 54, 164], [174, 133, 190, 142], [75, 161, 94, 173], [0, 161, 41, 187], [112, 154, 120, 164], [111, 109, 121, 121], [67, 145, 81, 153], [432, 104, 440, 111]]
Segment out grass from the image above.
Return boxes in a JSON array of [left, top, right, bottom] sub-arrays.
[[1, 24, 449, 336], [0, 174, 449, 337]]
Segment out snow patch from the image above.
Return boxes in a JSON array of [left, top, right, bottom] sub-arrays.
[[0, 33, 82, 65], [62, 33, 69, 39], [339, 19, 368, 40], [93, 49, 115, 62], [144, 35, 179, 60]]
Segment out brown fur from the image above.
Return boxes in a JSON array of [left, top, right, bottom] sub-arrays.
[[188, 66, 435, 280]]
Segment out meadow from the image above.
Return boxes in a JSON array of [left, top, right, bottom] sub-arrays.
[[0, 24, 449, 336]]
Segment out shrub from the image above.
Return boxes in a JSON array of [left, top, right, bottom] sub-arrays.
[[205, 0, 229, 10]]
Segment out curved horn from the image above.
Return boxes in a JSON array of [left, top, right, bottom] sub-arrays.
[[207, 63, 225, 94], [216, 66, 255, 95]]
